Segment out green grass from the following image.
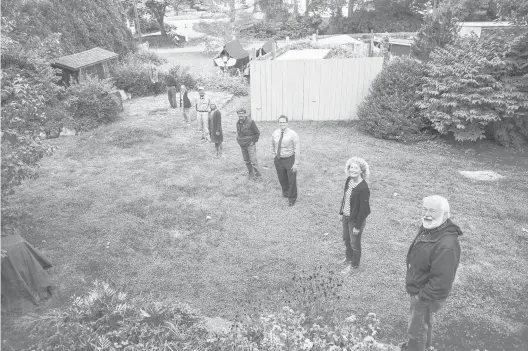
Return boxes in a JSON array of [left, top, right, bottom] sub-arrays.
[[2, 94, 528, 351]]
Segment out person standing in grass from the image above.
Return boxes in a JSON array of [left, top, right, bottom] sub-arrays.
[[195, 86, 211, 141], [209, 102, 223, 158], [236, 108, 261, 179], [180, 85, 192, 124], [271, 115, 299, 206], [338, 157, 371, 273], [401, 195, 462, 351], [166, 74, 178, 108]]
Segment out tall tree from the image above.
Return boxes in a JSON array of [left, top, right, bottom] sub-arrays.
[[145, 0, 171, 37]]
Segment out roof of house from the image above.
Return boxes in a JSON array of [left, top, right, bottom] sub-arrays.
[[459, 21, 513, 27], [276, 49, 331, 60], [52, 47, 119, 71]]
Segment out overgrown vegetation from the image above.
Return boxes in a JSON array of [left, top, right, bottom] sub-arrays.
[[15, 280, 396, 350], [358, 57, 432, 142], [419, 33, 528, 147], [1, 0, 135, 56]]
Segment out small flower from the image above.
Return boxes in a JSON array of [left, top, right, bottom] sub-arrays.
[[363, 335, 374, 343], [345, 315, 357, 323]]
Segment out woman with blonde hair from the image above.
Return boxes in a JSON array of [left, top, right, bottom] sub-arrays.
[[338, 157, 371, 274]]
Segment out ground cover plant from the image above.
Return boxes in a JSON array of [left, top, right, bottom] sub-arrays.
[[1, 95, 527, 351]]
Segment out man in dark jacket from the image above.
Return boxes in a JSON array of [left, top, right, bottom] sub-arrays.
[[236, 108, 261, 178], [401, 195, 462, 351], [166, 74, 178, 108]]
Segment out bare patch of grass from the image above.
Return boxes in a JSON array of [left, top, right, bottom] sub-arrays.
[[2, 95, 527, 351]]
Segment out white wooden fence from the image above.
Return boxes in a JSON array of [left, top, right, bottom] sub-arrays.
[[249, 57, 383, 122]]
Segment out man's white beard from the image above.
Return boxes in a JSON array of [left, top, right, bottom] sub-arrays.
[[422, 217, 445, 229]]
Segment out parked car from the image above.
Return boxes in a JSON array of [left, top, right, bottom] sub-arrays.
[[192, 3, 208, 11]]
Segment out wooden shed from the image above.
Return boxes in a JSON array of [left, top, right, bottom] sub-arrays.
[[52, 47, 119, 86]]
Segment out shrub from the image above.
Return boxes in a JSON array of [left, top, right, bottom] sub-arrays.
[[121, 49, 167, 66], [19, 281, 210, 351], [66, 77, 122, 133], [167, 65, 198, 90], [20, 281, 398, 351], [194, 73, 250, 96], [418, 32, 528, 147], [1, 27, 62, 211], [358, 57, 432, 142], [111, 61, 159, 97]]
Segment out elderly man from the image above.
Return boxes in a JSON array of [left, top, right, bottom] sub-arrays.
[[271, 115, 300, 206], [401, 195, 462, 351], [236, 108, 261, 178], [195, 86, 211, 141], [180, 85, 192, 124]]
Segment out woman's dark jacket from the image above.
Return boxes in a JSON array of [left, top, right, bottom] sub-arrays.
[[209, 109, 223, 143], [182, 91, 192, 108], [339, 178, 371, 230]]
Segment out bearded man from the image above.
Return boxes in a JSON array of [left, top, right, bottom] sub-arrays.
[[401, 195, 462, 351]]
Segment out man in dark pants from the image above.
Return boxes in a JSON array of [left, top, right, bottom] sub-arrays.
[[166, 74, 177, 108], [236, 108, 261, 179], [271, 115, 300, 206], [401, 195, 462, 351]]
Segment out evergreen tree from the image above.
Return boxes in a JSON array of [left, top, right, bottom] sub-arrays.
[[412, 3, 460, 61]]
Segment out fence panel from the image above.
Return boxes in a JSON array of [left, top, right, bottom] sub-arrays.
[[250, 57, 383, 121]]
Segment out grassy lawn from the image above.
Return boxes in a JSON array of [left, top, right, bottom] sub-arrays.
[[2, 95, 528, 350], [154, 51, 220, 74]]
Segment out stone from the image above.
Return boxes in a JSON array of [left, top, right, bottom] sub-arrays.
[[459, 170, 505, 181], [204, 316, 232, 334]]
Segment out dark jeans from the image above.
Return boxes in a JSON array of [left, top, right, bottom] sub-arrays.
[[342, 217, 366, 267], [240, 143, 259, 171], [274, 155, 297, 200], [167, 86, 177, 108], [404, 296, 445, 351]]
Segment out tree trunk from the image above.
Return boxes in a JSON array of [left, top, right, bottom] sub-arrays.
[[304, 0, 308, 15], [348, 0, 353, 17], [293, 0, 298, 15], [158, 16, 167, 36]]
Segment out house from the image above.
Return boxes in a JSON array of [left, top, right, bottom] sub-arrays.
[[52, 47, 119, 87], [458, 21, 516, 38]]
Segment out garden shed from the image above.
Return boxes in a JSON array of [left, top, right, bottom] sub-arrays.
[[213, 39, 249, 70], [52, 47, 119, 87]]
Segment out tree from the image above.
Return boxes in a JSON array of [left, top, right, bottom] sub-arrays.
[[145, 0, 171, 37], [412, 3, 460, 61], [1, 19, 63, 216]]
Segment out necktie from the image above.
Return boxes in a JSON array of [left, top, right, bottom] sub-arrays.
[[277, 131, 284, 159]]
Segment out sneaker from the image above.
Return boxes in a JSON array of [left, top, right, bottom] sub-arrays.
[[340, 265, 352, 274], [339, 258, 351, 264], [288, 199, 296, 206]]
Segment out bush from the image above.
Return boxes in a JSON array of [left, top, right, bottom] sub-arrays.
[[167, 65, 198, 90], [19, 281, 210, 351], [20, 281, 398, 351], [328, 10, 422, 35], [111, 61, 160, 97], [121, 49, 167, 66], [66, 77, 122, 133], [194, 73, 250, 96], [419, 32, 528, 147], [358, 57, 433, 142]]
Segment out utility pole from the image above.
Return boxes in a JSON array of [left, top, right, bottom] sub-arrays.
[[133, 0, 143, 43]]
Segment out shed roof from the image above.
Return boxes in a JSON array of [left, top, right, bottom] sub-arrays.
[[276, 49, 331, 60], [52, 47, 119, 71], [459, 21, 513, 27], [317, 35, 363, 45]]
